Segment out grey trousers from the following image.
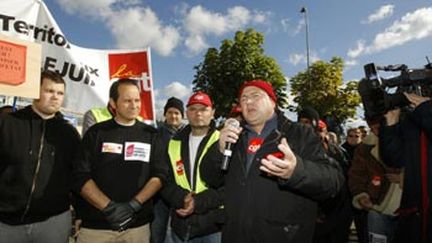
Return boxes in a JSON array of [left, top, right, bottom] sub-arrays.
[[0, 210, 71, 243]]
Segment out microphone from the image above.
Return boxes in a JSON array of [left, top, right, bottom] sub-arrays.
[[221, 118, 240, 171]]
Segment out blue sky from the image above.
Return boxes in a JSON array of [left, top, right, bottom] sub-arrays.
[[42, 0, 432, 120]]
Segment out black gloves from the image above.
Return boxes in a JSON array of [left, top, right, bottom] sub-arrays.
[[128, 198, 143, 213], [102, 199, 142, 231]]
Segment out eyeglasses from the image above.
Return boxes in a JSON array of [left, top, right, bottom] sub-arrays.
[[240, 92, 264, 103], [348, 134, 360, 138]]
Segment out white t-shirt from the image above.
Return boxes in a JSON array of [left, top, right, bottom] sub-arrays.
[[188, 134, 205, 189]]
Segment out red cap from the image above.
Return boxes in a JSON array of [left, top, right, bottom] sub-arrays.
[[318, 119, 327, 130], [187, 91, 212, 107], [229, 105, 242, 117], [239, 80, 277, 103]]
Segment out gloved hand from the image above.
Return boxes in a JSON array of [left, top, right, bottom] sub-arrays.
[[102, 199, 142, 231], [128, 198, 142, 213]]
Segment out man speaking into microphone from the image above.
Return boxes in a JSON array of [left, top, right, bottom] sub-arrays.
[[201, 80, 344, 243]]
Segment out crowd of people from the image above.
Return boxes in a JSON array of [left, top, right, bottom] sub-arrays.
[[0, 71, 430, 243]]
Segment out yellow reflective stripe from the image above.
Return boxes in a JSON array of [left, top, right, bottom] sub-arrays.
[[91, 107, 143, 122], [168, 130, 220, 193], [90, 108, 112, 123], [168, 140, 191, 191], [195, 131, 219, 193]]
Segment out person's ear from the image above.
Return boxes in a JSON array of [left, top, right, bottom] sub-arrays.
[[109, 98, 116, 110]]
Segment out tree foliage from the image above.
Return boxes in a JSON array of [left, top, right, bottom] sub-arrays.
[[289, 57, 361, 125], [192, 28, 287, 118]]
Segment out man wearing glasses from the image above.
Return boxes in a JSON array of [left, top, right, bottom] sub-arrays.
[[201, 80, 344, 243], [342, 128, 362, 161]]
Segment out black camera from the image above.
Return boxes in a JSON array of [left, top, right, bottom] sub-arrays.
[[358, 60, 432, 120]]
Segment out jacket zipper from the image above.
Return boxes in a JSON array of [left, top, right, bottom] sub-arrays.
[[21, 121, 46, 222]]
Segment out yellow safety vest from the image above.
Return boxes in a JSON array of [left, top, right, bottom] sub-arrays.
[[168, 130, 220, 193], [90, 107, 112, 123], [91, 107, 143, 122]]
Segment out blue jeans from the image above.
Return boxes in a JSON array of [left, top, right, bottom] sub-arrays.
[[0, 210, 71, 243], [368, 210, 398, 243], [150, 198, 172, 243], [170, 231, 221, 243]]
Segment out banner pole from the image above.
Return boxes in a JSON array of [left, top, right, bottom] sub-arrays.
[[12, 96, 17, 111]]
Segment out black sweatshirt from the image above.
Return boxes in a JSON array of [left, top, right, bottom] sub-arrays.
[[73, 119, 167, 229]]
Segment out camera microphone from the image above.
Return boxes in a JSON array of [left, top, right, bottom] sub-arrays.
[[221, 118, 240, 171]]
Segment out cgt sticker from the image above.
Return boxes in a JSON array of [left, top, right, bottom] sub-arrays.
[[371, 175, 382, 186], [176, 160, 185, 176], [247, 137, 263, 154], [124, 142, 151, 162]]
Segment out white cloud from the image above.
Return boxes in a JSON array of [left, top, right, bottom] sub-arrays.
[[54, 1, 268, 56], [292, 19, 305, 36], [253, 11, 268, 24], [55, 0, 114, 17], [288, 52, 320, 66], [288, 53, 305, 66], [345, 59, 358, 67], [161, 82, 191, 99], [280, 18, 290, 32], [347, 40, 366, 59], [365, 4, 395, 24], [55, 0, 181, 56], [107, 8, 181, 56], [347, 7, 432, 58], [183, 5, 268, 54], [153, 82, 191, 120]]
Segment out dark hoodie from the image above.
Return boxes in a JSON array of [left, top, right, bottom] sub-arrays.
[[0, 105, 81, 225]]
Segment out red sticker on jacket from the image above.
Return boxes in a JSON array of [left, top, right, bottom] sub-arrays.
[[176, 160, 184, 175], [247, 138, 263, 154], [371, 175, 381, 186]]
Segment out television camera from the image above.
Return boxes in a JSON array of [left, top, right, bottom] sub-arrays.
[[358, 58, 432, 119]]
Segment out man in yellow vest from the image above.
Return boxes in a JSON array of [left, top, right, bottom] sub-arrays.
[[160, 91, 223, 243], [81, 104, 115, 135]]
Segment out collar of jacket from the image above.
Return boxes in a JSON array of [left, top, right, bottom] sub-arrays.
[[240, 109, 291, 130], [163, 122, 185, 135], [23, 105, 64, 121]]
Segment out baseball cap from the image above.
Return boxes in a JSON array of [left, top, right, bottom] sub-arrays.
[[187, 91, 212, 107]]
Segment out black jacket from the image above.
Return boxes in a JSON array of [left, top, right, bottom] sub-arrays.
[[160, 124, 224, 240], [201, 112, 344, 243], [0, 106, 80, 224], [380, 101, 432, 242]]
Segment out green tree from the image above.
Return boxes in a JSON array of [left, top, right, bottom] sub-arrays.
[[289, 57, 360, 126], [192, 28, 287, 118]]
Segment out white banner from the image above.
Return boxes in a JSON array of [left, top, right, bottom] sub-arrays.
[[0, 0, 155, 122]]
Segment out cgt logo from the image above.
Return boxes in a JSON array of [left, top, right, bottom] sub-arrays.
[[126, 144, 135, 157], [176, 160, 185, 176], [247, 138, 263, 154]]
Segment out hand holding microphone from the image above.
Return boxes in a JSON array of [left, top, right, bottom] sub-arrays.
[[219, 118, 242, 170]]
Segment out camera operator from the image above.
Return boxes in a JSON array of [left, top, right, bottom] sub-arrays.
[[380, 92, 432, 243]]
